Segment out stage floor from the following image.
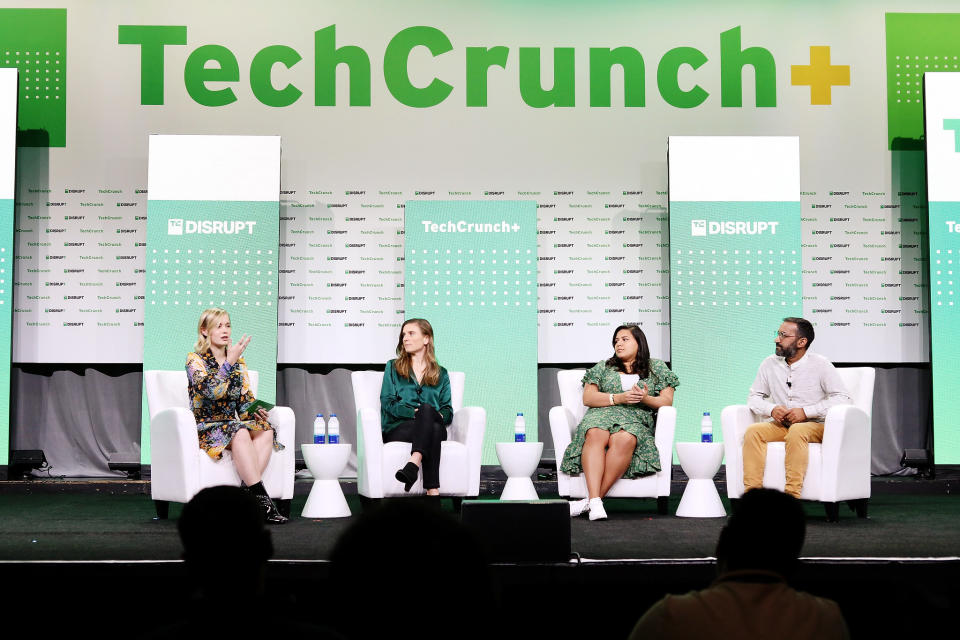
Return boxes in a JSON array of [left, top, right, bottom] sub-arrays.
[[1, 479, 959, 561], [1, 474, 958, 638]]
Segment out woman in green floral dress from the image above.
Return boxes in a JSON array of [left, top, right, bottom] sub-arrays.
[[560, 324, 679, 520]]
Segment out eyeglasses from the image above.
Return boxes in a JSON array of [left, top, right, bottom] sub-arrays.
[[775, 331, 797, 339]]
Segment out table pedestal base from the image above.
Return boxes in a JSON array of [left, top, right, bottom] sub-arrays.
[[501, 477, 538, 501], [302, 479, 351, 518], [676, 478, 726, 518]]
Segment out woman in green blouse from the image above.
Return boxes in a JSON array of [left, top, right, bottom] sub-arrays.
[[560, 324, 679, 520], [380, 318, 454, 495]]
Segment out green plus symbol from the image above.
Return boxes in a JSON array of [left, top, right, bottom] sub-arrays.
[[791, 46, 850, 105]]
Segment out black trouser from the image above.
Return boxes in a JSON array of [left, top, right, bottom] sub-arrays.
[[383, 403, 447, 490]]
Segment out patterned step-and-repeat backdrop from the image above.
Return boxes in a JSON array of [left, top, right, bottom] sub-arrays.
[[0, 2, 953, 364]]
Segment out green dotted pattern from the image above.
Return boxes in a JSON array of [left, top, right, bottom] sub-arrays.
[[0, 9, 66, 147], [929, 201, 960, 463], [141, 200, 280, 464], [405, 201, 538, 465], [885, 13, 960, 150], [670, 201, 801, 445]]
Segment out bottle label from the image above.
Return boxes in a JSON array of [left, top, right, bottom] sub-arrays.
[[701, 433, 713, 443], [314, 434, 325, 444], [328, 434, 340, 444], [515, 432, 526, 443]]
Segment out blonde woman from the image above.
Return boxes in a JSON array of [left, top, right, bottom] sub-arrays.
[[379, 318, 453, 495], [186, 308, 287, 524]]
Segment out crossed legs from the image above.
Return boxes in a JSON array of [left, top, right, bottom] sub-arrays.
[[228, 427, 275, 487]]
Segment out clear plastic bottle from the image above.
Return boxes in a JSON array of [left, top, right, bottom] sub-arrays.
[[514, 412, 526, 443], [313, 413, 325, 444], [700, 412, 713, 443], [328, 414, 340, 444]]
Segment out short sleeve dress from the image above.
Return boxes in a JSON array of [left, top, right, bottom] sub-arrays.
[[185, 350, 284, 460], [559, 358, 679, 478]]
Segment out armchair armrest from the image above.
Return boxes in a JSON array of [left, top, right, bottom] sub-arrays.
[[356, 407, 385, 498], [821, 404, 871, 502], [267, 405, 296, 499], [548, 406, 575, 453], [721, 404, 754, 499], [450, 406, 486, 496], [653, 406, 676, 497], [548, 405, 576, 496], [150, 407, 202, 503]]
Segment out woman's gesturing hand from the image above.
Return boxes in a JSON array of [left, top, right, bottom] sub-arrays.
[[226, 334, 251, 365]]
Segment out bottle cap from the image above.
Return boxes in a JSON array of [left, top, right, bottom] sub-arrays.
[[330, 413, 337, 417], [703, 412, 710, 416], [316, 413, 323, 417]]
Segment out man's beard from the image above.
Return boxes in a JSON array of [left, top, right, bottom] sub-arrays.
[[776, 344, 796, 359]]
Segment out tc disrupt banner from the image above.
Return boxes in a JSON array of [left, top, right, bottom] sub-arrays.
[[0, 69, 15, 468], [669, 137, 801, 444], [405, 201, 537, 465], [142, 135, 280, 464], [924, 73, 960, 464]]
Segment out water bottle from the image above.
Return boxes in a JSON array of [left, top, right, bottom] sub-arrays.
[[328, 414, 340, 444], [700, 412, 713, 443], [514, 412, 526, 443], [313, 413, 325, 444]]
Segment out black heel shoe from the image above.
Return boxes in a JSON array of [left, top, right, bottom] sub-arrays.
[[395, 461, 419, 492], [254, 493, 289, 524]]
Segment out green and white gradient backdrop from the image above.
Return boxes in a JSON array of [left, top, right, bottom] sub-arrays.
[[0, 69, 15, 466], [142, 135, 280, 464], [405, 201, 538, 463], [924, 74, 960, 464], [669, 137, 801, 443]]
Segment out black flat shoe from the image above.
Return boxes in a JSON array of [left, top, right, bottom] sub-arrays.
[[395, 461, 419, 492], [254, 493, 289, 524]]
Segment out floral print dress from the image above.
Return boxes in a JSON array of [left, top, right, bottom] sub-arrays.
[[560, 359, 679, 478], [185, 350, 283, 460]]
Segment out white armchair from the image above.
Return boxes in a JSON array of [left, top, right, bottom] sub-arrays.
[[721, 367, 875, 521], [548, 369, 676, 514], [350, 370, 485, 505], [145, 370, 296, 519]]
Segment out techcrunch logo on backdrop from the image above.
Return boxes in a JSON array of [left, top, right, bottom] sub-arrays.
[[421, 220, 520, 233], [168, 219, 258, 235], [691, 220, 780, 236]]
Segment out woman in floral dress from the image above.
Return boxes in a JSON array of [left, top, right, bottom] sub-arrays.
[[560, 324, 679, 520], [186, 307, 287, 524]]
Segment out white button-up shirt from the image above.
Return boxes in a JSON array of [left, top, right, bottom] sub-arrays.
[[747, 352, 851, 422]]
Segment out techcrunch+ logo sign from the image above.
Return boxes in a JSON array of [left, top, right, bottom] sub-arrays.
[[421, 220, 520, 233], [167, 219, 258, 235], [117, 24, 848, 109], [691, 220, 779, 236]]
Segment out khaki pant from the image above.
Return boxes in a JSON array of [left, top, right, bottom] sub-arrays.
[[742, 421, 824, 498]]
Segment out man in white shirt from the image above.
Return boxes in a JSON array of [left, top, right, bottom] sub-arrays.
[[744, 317, 851, 498]]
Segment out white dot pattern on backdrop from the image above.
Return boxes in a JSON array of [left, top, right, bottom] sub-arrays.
[[673, 249, 800, 307], [5, 49, 63, 101], [150, 247, 275, 307], [934, 248, 957, 307], [407, 248, 536, 307]]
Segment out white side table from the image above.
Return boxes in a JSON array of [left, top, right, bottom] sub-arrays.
[[300, 443, 352, 518], [675, 441, 726, 518], [495, 441, 543, 500]]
